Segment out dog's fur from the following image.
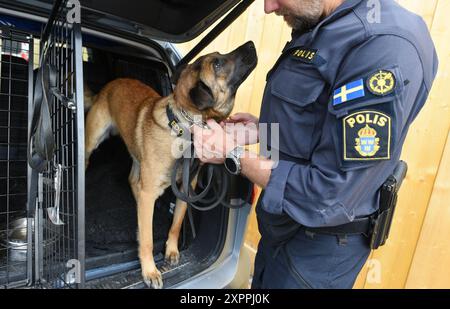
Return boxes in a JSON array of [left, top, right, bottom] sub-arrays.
[[84, 42, 257, 288]]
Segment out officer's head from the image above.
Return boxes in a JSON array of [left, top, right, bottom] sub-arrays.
[[264, 0, 344, 32]]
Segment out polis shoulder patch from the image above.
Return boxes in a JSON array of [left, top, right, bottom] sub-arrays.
[[367, 70, 396, 96], [343, 111, 391, 161], [291, 48, 317, 63]]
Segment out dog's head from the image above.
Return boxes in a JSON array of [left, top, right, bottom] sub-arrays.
[[173, 41, 257, 121]]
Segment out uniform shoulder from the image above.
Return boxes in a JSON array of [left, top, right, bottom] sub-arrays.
[[317, 1, 429, 49], [353, 0, 428, 38]]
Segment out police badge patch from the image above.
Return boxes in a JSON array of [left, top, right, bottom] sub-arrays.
[[367, 70, 396, 96], [343, 111, 391, 160]]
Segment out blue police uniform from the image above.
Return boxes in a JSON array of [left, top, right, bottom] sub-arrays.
[[252, 0, 438, 289]]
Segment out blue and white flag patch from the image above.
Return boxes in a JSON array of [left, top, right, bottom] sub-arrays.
[[333, 79, 365, 106]]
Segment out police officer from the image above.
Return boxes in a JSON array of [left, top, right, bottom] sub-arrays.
[[192, 0, 438, 288]]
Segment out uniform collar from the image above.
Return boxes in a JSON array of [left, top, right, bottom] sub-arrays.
[[290, 0, 364, 42], [310, 0, 364, 39]]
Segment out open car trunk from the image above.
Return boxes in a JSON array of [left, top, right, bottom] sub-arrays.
[[72, 37, 235, 288], [0, 27, 233, 289]]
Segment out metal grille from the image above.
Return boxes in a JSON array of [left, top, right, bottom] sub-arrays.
[[0, 28, 33, 288], [34, 0, 85, 288]]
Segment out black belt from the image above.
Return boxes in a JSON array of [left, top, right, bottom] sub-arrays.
[[302, 217, 373, 236]]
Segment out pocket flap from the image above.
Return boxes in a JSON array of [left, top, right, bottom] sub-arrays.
[[271, 69, 326, 107]]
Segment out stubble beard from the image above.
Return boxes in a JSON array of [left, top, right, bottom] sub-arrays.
[[277, 0, 324, 32]]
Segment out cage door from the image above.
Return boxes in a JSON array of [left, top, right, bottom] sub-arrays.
[[31, 0, 85, 289]]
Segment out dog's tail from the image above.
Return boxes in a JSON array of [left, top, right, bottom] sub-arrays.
[[83, 82, 97, 112]]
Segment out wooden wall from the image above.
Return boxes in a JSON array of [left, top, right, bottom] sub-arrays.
[[176, 0, 450, 288]]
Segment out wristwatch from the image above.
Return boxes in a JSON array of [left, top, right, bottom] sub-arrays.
[[224, 145, 245, 175]]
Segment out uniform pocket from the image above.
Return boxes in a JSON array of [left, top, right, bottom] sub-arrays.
[[269, 70, 326, 160]]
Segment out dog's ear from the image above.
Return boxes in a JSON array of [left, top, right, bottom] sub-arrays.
[[171, 64, 188, 85], [189, 80, 215, 110]]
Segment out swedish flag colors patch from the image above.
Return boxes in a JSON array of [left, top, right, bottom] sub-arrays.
[[333, 79, 365, 106]]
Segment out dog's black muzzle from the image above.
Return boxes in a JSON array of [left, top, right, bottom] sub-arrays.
[[228, 41, 258, 92]]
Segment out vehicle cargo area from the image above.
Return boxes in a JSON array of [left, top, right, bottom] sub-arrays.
[[82, 44, 229, 287], [0, 27, 229, 288]]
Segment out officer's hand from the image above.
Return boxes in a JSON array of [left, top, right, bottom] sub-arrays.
[[221, 113, 259, 126], [220, 113, 259, 146], [192, 119, 237, 164]]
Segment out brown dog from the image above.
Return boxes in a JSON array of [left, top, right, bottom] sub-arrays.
[[84, 41, 257, 288]]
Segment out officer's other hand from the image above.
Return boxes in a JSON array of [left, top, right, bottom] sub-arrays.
[[221, 113, 259, 126], [219, 113, 259, 146]]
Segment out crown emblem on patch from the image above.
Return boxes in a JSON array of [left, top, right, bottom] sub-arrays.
[[358, 124, 377, 138], [355, 124, 380, 157]]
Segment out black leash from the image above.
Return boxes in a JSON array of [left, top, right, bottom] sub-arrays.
[[27, 45, 75, 215], [170, 144, 253, 212], [27, 48, 57, 216], [28, 61, 57, 172]]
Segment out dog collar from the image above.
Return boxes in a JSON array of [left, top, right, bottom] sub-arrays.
[[179, 108, 208, 129], [166, 105, 185, 137]]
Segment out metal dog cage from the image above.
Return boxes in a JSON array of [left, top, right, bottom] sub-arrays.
[[0, 0, 84, 288], [2, 0, 188, 288], [31, 0, 85, 288], [0, 27, 33, 288]]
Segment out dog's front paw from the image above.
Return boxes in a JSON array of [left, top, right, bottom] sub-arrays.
[[142, 266, 163, 289], [165, 240, 180, 266], [165, 247, 180, 266]]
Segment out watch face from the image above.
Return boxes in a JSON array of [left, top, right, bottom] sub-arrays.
[[225, 157, 238, 175]]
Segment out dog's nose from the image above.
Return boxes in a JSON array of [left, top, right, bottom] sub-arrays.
[[243, 41, 256, 51]]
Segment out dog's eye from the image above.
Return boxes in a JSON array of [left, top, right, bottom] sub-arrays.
[[213, 59, 222, 71]]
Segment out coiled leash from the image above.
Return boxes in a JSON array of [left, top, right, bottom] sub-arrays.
[[167, 105, 253, 237], [170, 144, 253, 212], [170, 145, 253, 239]]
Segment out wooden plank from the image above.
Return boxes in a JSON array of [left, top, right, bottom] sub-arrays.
[[405, 131, 450, 288], [364, 0, 450, 288], [353, 252, 376, 288], [397, 0, 438, 29], [232, 0, 267, 114]]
